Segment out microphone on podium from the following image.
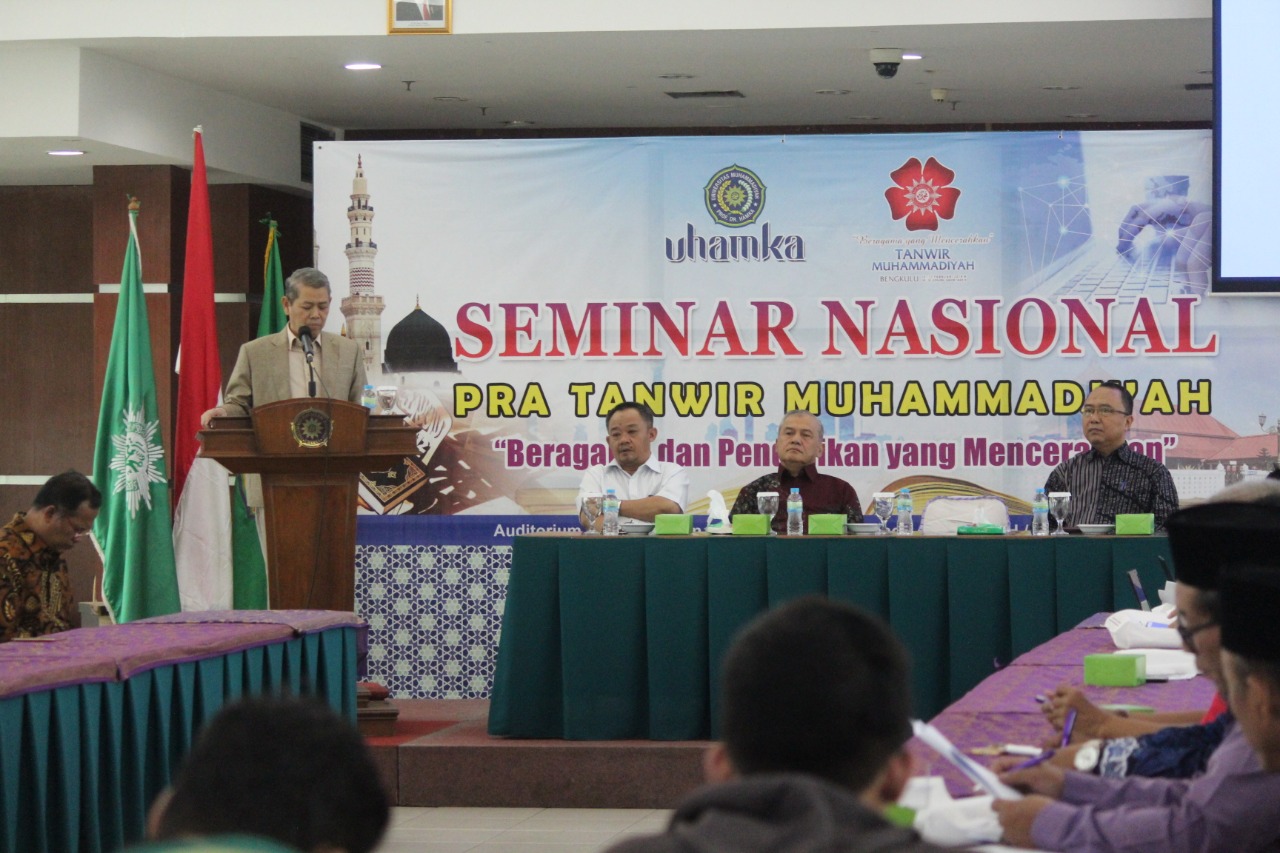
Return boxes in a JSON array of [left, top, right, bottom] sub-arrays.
[[297, 326, 318, 397], [297, 325, 316, 361]]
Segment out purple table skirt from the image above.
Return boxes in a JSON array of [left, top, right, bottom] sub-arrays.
[[0, 648, 118, 696], [943, 663, 1215, 715], [137, 609, 365, 634], [1009, 625, 1118, 666], [0, 610, 366, 699]]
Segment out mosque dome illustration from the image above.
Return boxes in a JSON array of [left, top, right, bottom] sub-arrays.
[[382, 299, 459, 373]]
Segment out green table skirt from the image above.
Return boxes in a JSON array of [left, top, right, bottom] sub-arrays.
[[0, 627, 359, 853], [488, 534, 1169, 740]]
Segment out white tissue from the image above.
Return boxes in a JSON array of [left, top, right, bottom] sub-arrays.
[[705, 489, 731, 532], [914, 795, 1005, 847]]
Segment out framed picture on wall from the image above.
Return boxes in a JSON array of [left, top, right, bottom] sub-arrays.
[[389, 0, 452, 34]]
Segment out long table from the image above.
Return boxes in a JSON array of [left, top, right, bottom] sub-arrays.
[[488, 534, 1172, 740], [0, 610, 363, 853], [913, 613, 1216, 797]]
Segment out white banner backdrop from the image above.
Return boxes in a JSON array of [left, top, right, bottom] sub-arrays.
[[314, 130, 1278, 521]]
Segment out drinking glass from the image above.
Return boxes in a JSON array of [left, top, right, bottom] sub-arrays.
[[1048, 492, 1071, 536], [375, 385, 399, 413], [756, 491, 779, 521], [872, 492, 895, 535], [580, 493, 603, 534]]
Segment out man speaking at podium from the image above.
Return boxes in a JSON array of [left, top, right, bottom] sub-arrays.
[[201, 267, 367, 426], [198, 268, 368, 562]]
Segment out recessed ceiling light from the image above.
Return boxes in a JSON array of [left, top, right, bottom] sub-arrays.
[[344, 62, 382, 71], [659, 73, 696, 80], [815, 89, 853, 96], [902, 53, 924, 61], [503, 120, 536, 126], [433, 96, 469, 102], [47, 150, 85, 156], [848, 116, 881, 121], [1042, 85, 1080, 91], [1065, 113, 1098, 119]]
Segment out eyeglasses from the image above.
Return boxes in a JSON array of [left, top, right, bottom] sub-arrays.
[[1080, 405, 1130, 417], [1176, 619, 1217, 651]]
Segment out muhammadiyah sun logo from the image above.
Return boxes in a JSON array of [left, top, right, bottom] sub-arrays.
[[704, 165, 766, 227], [109, 406, 166, 517], [884, 156, 961, 232]]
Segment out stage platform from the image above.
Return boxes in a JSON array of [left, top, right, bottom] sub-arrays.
[[365, 699, 707, 809]]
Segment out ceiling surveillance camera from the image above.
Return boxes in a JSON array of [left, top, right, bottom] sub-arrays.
[[870, 48, 904, 79]]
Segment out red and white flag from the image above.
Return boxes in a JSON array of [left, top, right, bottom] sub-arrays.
[[172, 126, 235, 610]]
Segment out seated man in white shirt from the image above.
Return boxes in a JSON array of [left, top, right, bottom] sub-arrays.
[[576, 402, 689, 531]]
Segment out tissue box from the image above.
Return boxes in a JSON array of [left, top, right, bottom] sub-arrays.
[[1115, 513, 1155, 535], [1084, 653, 1146, 687], [731, 514, 770, 535], [653, 514, 693, 535], [807, 514, 845, 535], [957, 524, 1006, 535]]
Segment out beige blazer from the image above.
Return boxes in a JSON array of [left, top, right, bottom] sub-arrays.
[[222, 328, 367, 416]]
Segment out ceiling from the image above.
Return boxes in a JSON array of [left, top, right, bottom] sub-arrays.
[[5, 17, 1213, 186]]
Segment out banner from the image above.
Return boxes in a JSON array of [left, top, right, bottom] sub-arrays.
[[314, 130, 1277, 522]]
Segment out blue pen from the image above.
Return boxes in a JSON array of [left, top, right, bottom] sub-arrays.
[[1010, 749, 1055, 771], [1061, 708, 1077, 747]]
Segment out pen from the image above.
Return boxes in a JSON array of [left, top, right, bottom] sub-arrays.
[[1061, 708, 1077, 747], [1010, 749, 1054, 771]]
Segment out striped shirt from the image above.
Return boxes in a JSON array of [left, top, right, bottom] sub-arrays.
[[1044, 442, 1179, 531]]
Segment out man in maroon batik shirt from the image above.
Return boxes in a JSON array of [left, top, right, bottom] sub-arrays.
[[730, 410, 862, 534]]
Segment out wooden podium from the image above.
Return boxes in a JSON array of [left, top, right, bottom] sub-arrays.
[[197, 399, 419, 611]]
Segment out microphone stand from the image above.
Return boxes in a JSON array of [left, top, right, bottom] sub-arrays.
[[299, 327, 318, 397], [306, 351, 317, 398]]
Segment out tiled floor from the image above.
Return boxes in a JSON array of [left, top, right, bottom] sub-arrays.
[[375, 807, 673, 853]]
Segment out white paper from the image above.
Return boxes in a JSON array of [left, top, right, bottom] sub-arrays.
[[912, 720, 1023, 801]]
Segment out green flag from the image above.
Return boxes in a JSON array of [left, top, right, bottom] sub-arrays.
[[92, 199, 180, 621], [256, 217, 287, 337], [230, 473, 267, 609]]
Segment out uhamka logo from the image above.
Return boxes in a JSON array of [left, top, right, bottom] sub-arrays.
[[704, 165, 766, 227], [884, 156, 961, 231], [665, 164, 805, 263]]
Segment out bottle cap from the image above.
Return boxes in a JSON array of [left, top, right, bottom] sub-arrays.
[[790, 488, 800, 494]]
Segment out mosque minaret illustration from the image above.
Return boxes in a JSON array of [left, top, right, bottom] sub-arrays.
[[338, 156, 459, 376], [339, 155, 385, 379]]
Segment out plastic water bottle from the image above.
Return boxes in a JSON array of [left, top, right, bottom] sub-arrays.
[[1031, 488, 1050, 536], [361, 384, 377, 410], [895, 488, 913, 536], [602, 489, 621, 536], [786, 488, 804, 536]]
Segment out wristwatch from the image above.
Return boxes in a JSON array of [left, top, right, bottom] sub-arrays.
[[1074, 739, 1103, 773]]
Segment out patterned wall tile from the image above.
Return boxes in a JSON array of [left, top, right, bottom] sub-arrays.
[[355, 543, 511, 698]]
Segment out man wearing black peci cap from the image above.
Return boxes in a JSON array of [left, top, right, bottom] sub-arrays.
[[1219, 565, 1280, 777], [995, 500, 1280, 851]]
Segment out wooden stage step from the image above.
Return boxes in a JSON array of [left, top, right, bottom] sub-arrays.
[[364, 699, 707, 808]]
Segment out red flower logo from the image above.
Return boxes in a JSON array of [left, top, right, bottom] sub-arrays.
[[884, 157, 961, 231]]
